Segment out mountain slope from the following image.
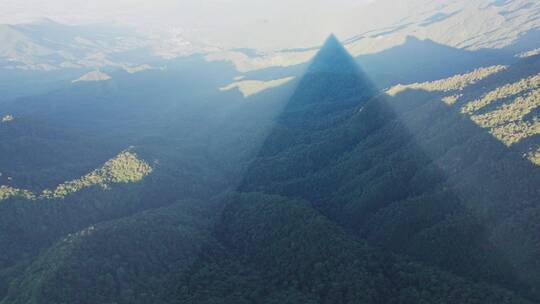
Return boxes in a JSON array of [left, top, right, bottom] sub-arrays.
[[239, 35, 377, 189], [218, 193, 531, 304], [1, 33, 540, 304], [281, 35, 376, 117], [238, 37, 540, 301], [1, 200, 219, 304], [3, 194, 532, 304]]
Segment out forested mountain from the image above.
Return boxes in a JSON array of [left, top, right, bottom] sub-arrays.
[[241, 37, 540, 300], [1, 26, 540, 304]]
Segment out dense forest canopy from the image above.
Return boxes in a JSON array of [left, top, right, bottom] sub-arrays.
[[1, 5, 540, 303]]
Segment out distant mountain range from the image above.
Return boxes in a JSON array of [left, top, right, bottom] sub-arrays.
[[0, 19, 205, 72], [1, 0, 539, 74], [204, 0, 540, 71]]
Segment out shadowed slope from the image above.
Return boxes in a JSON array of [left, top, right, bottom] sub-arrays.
[[279, 34, 376, 123], [237, 37, 540, 301], [239, 35, 378, 190]]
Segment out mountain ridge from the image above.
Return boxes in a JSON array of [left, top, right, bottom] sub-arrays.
[[0, 16, 539, 304]]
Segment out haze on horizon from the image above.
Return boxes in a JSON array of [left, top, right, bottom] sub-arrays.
[[0, 0, 378, 49]]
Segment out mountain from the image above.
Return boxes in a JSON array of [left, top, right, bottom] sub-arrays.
[[2, 0, 539, 105], [1, 35, 538, 303], [0, 19, 216, 101], [0, 19, 217, 73], [0, 55, 248, 290], [2, 194, 532, 304], [279, 34, 375, 120], [209, 0, 540, 72], [0, 115, 125, 190], [0, 20, 142, 71], [4, 0, 540, 74], [303, 34, 358, 74], [238, 35, 377, 188], [239, 37, 540, 301]]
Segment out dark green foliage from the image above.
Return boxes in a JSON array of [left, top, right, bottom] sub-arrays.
[[0, 117, 122, 190], [3, 194, 531, 304], [2, 200, 219, 304], [237, 39, 540, 301], [217, 193, 530, 304], [1, 36, 540, 304]]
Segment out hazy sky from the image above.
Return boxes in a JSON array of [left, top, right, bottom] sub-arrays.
[[0, 0, 376, 48]]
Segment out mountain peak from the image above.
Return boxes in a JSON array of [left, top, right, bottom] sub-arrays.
[[307, 34, 357, 74], [323, 33, 341, 48], [278, 35, 376, 122]]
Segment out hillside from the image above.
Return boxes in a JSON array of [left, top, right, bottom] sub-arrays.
[[239, 38, 540, 300], [2, 195, 532, 304], [0, 27, 539, 304]]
